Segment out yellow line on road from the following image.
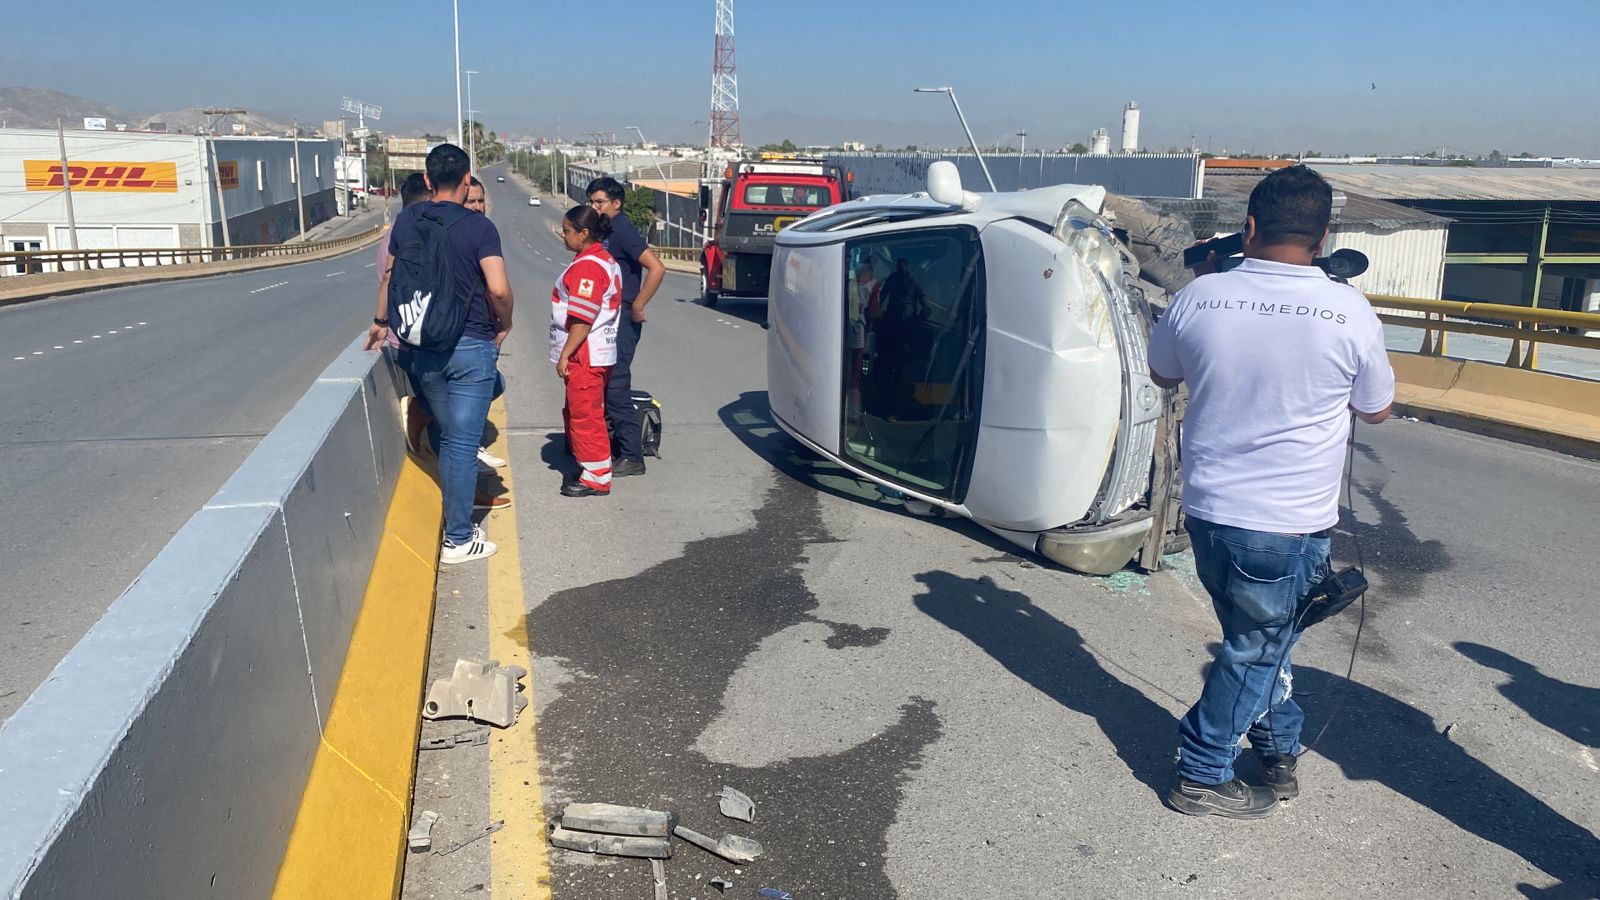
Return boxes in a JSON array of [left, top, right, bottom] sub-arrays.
[[484, 397, 554, 899]]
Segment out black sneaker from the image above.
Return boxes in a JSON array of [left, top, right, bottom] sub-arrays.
[[1167, 777, 1279, 819], [613, 458, 647, 477], [559, 478, 609, 498], [1256, 753, 1300, 800]]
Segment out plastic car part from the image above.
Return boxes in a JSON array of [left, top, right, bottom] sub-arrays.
[[560, 803, 673, 837], [421, 659, 528, 728], [548, 826, 672, 859]]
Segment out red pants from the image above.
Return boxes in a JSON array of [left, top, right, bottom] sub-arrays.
[[563, 349, 612, 492]]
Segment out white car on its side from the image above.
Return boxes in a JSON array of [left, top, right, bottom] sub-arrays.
[[767, 162, 1185, 575]]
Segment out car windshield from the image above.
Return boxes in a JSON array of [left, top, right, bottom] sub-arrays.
[[742, 183, 832, 208]]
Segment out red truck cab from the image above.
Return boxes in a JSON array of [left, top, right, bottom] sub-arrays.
[[700, 158, 849, 307]]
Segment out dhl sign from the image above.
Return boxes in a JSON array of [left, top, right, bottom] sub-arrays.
[[24, 160, 179, 193]]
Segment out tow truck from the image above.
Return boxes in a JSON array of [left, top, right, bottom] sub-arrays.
[[767, 162, 1189, 575], [699, 156, 851, 308]]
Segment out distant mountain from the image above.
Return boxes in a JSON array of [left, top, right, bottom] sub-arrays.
[[0, 86, 129, 129], [0, 86, 296, 135], [139, 107, 295, 136]]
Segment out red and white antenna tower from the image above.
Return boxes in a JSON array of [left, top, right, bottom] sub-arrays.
[[710, 0, 740, 149]]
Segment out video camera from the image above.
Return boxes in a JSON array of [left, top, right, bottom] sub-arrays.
[[1183, 233, 1370, 283]]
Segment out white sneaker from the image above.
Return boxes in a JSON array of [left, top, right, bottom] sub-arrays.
[[441, 528, 497, 564], [477, 447, 507, 468]]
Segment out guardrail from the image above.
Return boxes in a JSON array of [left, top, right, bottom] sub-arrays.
[[0, 226, 385, 276], [1369, 294, 1600, 369], [653, 245, 699, 262]]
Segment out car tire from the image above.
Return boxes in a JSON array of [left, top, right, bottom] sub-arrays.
[[700, 272, 719, 307]]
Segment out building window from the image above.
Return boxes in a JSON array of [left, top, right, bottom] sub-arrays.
[[256, 160, 265, 190], [314, 156, 321, 178]]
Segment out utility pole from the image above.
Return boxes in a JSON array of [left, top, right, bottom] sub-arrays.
[[292, 120, 307, 239], [55, 120, 80, 258], [629, 126, 671, 247], [453, 0, 463, 150], [465, 70, 479, 172], [202, 108, 246, 256], [1016, 130, 1027, 186]]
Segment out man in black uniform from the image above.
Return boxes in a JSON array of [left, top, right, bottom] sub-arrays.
[[587, 177, 666, 476]]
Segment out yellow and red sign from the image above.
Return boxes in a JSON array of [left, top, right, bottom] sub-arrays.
[[217, 160, 239, 191], [24, 160, 179, 193]]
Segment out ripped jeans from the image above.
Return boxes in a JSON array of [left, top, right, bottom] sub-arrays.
[[1177, 516, 1331, 785]]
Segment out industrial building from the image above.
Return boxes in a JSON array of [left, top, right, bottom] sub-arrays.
[[1, 127, 341, 273], [1309, 165, 1600, 315], [1202, 171, 1452, 302]]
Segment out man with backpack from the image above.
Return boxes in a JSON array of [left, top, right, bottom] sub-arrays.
[[365, 144, 514, 564]]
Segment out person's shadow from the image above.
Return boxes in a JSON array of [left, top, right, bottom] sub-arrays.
[[912, 569, 1178, 797], [1455, 641, 1599, 749], [1296, 663, 1600, 896]]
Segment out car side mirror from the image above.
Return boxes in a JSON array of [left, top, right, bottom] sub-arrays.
[[927, 161, 981, 211]]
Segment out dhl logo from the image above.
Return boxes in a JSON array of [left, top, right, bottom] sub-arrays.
[[24, 160, 179, 193]]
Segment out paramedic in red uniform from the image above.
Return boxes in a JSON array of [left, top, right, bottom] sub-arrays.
[[552, 206, 624, 497]]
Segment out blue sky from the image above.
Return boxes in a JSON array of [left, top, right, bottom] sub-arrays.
[[9, 0, 1598, 155]]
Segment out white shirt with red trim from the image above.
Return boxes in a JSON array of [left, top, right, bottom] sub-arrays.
[[550, 244, 623, 366]]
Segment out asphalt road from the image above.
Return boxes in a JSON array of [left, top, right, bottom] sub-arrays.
[[0, 229, 386, 719]]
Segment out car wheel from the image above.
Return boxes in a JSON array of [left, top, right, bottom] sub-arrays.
[[700, 272, 719, 307]]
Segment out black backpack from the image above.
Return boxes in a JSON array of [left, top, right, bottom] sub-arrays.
[[388, 203, 473, 351], [632, 390, 663, 458]]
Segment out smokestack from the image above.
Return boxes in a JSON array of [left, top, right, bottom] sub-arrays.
[[1089, 128, 1110, 156], [1121, 102, 1140, 154]]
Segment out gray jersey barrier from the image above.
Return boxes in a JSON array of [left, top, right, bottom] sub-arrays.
[[0, 336, 408, 898]]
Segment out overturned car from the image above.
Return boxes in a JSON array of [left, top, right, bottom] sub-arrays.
[[766, 162, 1187, 575]]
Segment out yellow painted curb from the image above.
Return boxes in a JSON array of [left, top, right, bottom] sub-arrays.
[[483, 400, 555, 899], [272, 458, 442, 899]]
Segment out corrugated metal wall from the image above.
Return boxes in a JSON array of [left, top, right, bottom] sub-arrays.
[[824, 152, 1203, 199], [1327, 224, 1448, 310]]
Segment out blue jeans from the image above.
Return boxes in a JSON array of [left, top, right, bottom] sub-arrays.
[[400, 336, 499, 545], [1177, 516, 1331, 784]]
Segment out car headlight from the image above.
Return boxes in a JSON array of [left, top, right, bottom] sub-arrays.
[[1055, 200, 1125, 289]]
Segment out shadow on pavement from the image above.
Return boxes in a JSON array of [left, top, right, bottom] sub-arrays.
[[1346, 442, 1453, 599], [916, 569, 1600, 894], [1296, 666, 1599, 895], [675, 294, 769, 328], [715, 390, 1044, 560], [1455, 642, 1599, 748], [912, 569, 1177, 797]]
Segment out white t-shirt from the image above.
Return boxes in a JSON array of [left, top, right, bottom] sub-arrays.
[[1147, 258, 1395, 533]]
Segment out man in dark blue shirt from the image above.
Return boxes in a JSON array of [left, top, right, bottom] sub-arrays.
[[587, 177, 666, 476], [366, 144, 513, 565]]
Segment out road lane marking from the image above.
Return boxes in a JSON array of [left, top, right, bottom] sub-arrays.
[[53, 345, 63, 349], [364, 262, 377, 268], [250, 281, 289, 294], [12, 357, 23, 361], [31, 351, 42, 355], [484, 398, 553, 900], [325, 271, 346, 277]]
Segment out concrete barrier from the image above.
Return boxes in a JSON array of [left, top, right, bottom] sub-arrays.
[[1390, 351, 1600, 459], [0, 335, 426, 898]]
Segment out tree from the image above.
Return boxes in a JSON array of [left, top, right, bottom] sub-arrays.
[[757, 138, 798, 154], [623, 185, 656, 234], [1488, 149, 1504, 161], [1067, 142, 1088, 154]]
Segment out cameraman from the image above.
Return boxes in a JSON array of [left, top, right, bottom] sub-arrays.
[[1147, 165, 1394, 819]]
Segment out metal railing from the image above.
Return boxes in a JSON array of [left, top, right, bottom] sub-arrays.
[[653, 246, 699, 262], [0, 226, 385, 277], [1369, 294, 1600, 369]]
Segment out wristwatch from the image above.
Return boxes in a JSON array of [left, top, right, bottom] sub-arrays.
[[373, 317, 388, 327]]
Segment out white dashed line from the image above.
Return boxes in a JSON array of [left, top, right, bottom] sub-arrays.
[[73, 340, 83, 344], [92, 335, 101, 339], [325, 271, 345, 277], [31, 351, 42, 355], [108, 330, 118, 334], [12, 357, 23, 361], [364, 262, 377, 268], [249, 281, 288, 294], [53, 345, 63, 349]]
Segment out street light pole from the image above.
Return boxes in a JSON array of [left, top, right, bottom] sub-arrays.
[[464, 70, 478, 172], [292, 120, 307, 239], [1016, 130, 1027, 187], [453, 0, 463, 150], [628, 125, 672, 247], [914, 87, 996, 191]]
